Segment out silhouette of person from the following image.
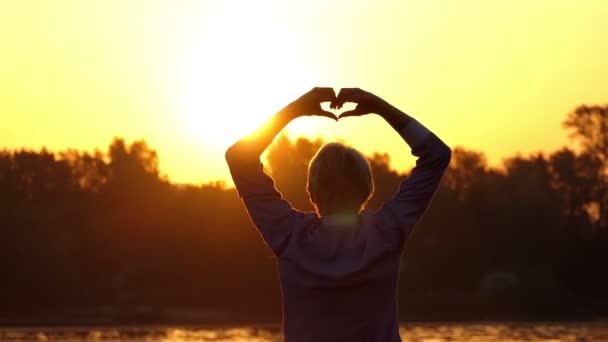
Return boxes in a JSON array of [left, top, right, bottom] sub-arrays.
[[226, 87, 451, 342]]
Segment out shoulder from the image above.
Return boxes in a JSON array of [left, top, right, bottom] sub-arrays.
[[363, 209, 405, 254]]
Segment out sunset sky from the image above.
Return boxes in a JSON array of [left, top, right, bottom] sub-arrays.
[[1, 0, 607, 184]]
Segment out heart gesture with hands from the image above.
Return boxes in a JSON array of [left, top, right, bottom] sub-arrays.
[[227, 86, 409, 161], [287, 87, 390, 121]]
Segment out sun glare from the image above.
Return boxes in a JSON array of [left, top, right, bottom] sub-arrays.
[[171, 1, 322, 151]]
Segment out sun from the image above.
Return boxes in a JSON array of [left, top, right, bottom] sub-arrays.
[[171, 1, 322, 151]]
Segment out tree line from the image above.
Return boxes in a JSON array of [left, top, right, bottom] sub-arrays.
[[0, 105, 606, 323]]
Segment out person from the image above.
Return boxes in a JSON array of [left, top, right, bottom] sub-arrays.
[[225, 87, 451, 342]]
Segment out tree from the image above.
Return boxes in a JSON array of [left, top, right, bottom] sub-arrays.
[[564, 105, 608, 229], [442, 147, 488, 201], [264, 135, 324, 211], [549, 148, 602, 227]]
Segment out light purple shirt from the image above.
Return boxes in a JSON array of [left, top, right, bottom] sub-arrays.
[[227, 120, 451, 342]]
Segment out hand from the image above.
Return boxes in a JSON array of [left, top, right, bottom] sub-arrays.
[[287, 87, 337, 121], [331, 88, 388, 118]]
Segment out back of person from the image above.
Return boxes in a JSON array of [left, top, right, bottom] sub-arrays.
[[279, 212, 402, 341], [226, 87, 451, 342]]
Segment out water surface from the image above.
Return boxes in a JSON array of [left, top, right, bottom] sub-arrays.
[[1, 322, 607, 341]]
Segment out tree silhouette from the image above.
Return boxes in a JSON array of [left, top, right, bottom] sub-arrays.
[[564, 105, 608, 229], [0, 106, 607, 323], [265, 135, 323, 211]]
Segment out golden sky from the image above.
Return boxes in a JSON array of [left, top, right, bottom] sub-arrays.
[[1, 0, 607, 184]]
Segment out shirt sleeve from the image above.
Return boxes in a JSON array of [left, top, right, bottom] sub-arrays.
[[373, 119, 452, 252], [226, 156, 313, 256]]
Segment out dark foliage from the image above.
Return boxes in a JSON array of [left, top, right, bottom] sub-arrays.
[[1, 107, 607, 323]]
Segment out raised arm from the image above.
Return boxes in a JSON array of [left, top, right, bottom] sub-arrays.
[[226, 87, 336, 163], [225, 87, 337, 255], [332, 88, 451, 251]]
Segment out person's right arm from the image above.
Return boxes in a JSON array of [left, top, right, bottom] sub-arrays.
[[332, 88, 452, 251], [225, 87, 336, 256]]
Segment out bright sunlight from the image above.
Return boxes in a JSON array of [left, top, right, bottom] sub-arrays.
[[171, 1, 323, 150], [2, 0, 608, 184]]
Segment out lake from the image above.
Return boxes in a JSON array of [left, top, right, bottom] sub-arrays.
[[1, 322, 607, 341]]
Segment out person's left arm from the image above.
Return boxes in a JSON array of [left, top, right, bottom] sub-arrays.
[[225, 87, 336, 255]]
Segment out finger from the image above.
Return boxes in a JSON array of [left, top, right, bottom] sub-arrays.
[[332, 88, 361, 109], [313, 87, 336, 103]]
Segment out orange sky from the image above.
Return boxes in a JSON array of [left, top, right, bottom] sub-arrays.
[[1, 1, 607, 184]]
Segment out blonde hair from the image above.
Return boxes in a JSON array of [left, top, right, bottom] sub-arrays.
[[307, 142, 374, 216]]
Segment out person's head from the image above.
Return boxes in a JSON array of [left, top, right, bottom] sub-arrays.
[[307, 142, 374, 216]]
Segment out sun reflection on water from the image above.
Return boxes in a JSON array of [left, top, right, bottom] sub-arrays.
[[0, 322, 606, 341]]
